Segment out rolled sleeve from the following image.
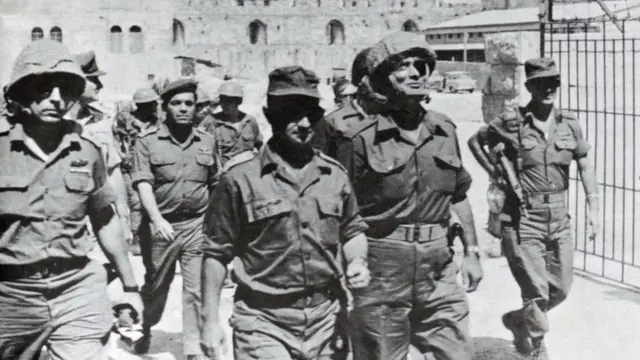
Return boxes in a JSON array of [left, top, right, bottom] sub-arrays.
[[572, 121, 591, 159], [452, 166, 473, 204], [340, 181, 368, 241], [132, 138, 155, 187], [89, 155, 117, 216], [202, 174, 238, 264]]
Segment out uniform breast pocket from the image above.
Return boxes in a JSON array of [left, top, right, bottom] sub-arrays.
[[187, 152, 215, 182], [150, 154, 176, 182], [245, 198, 293, 250], [553, 137, 577, 165], [432, 153, 461, 194], [64, 172, 95, 193], [316, 196, 344, 247], [520, 137, 543, 167]]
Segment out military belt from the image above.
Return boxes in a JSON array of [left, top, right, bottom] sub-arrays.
[[380, 222, 449, 243], [526, 191, 566, 205], [0, 257, 89, 281], [235, 284, 337, 309]]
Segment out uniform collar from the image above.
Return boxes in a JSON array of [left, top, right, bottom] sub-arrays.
[[157, 122, 201, 147], [212, 112, 251, 128], [9, 120, 82, 161], [374, 111, 446, 145], [259, 142, 331, 178]]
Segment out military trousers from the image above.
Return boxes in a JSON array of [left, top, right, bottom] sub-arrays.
[[0, 259, 112, 360], [349, 236, 472, 360], [230, 297, 346, 360], [501, 201, 574, 339], [139, 214, 205, 356]]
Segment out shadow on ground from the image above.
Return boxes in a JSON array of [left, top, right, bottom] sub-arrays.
[[471, 337, 528, 360], [604, 288, 640, 305], [142, 330, 183, 360]]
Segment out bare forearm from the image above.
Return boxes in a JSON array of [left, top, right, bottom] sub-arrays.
[[109, 168, 130, 225], [93, 208, 138, 288], [468, 130, 497, 176], [343, 233, 367, 263], [202, 257, 227, 323], [137, 182, 163, 222], [451, 198, 479, 248], [578, 156, 599, 211]]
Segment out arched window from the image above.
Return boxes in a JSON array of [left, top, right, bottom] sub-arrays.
[[129, 25, 144, 54], [110, 26, 123, 53], [402, 20, 419, 32], [50, 26, 62, 42], [173, 19, 185, 47], [264, 0, 271, 5], [327, 20, 345, 45], [249, 20, 267, 45], [31, 27, 44, 41]]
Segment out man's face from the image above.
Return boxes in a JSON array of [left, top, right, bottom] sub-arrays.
[[165, 92, 196, 125], [387, 56, 430, 97], [220, 96, 240, 115], [26, 75, 78, 123], [136, 101, 159, 121], [196, 102, 210, 118], [526, 77, 560, 105]]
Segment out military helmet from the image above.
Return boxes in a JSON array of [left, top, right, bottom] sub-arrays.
[[133, 88, 160, 104], [218, 81, 244, 99], [6, 40, 86, 102], [196, 86, 211, 104]]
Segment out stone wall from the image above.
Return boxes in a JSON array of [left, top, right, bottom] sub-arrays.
[[481, 31, 540, 123]]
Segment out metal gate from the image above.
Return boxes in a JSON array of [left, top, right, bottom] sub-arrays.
[[540, 3, 640, 288]]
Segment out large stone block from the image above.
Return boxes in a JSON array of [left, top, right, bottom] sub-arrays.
[[484, 31, 541, 65], [481, 93, 520, 123], [482, 64, 526, 95]]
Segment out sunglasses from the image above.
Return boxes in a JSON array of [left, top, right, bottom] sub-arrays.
[[394, 59, 429, 77], [24, 74, 82, 101]]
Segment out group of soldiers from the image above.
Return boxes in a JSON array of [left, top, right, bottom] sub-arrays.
[[0, 30, 599, 360]]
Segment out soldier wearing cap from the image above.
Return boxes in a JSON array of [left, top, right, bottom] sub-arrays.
[[310, 47, 375, 158], [200, 65, 370, 360], [113, 88, 161, 254], [335, 32, 483, 360], [467, 57, 599, 359], [199, 80, 263, 171], [69, 50, 133, 249], [132, 78, 219, 360], [0, 39, 142, 360], [194, 86, 215, 128]]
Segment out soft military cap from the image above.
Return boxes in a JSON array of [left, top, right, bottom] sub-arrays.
[[133, 88, 160, 104], [75, 51, 106, 77], [267, 66, 321, 99], [524, 58, 561, 81], [160, 78, 198, 102], [366, 32, 437, 77], [6, 39, 86, 100], [218, 81, 244, 99]]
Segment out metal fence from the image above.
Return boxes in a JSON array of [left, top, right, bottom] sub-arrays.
[[541, 15, 640, 288]]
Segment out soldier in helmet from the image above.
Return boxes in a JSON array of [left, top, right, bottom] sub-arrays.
[[199, 80, 263, 171], [194, 85, 214, 128], [114, 88, 162, 255], [336, 32, 484, 360], [0, 39, 142, 360]]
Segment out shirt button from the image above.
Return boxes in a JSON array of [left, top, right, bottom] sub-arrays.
[[301, 221, 309, 228]]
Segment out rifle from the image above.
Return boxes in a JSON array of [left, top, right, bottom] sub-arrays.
[[493, 143, 529, 218]]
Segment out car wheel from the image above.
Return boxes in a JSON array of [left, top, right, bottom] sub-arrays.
[[449, 86, 457, 93]]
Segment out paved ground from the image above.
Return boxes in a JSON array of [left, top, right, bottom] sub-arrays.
[[105, 93, 640, 359]]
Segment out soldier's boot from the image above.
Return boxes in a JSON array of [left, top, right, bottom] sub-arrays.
[[529, 337, 549, 360], [502, 310, 533, 354], [133, 326, 151, 354]]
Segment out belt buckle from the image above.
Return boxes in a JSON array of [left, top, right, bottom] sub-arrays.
[[413, 225, 421, 242], [543, 194, 549, 203]]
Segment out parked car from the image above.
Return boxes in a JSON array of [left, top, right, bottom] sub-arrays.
[[427, 70, 445, 91], [442, 71, 476, 93]]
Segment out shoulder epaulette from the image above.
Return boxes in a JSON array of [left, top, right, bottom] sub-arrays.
[[76, 123, 103, 149], [138, 126, 158, 138], [317, 151, 348, 173], [558, 109, 577, 121], [196, 126, 213, 136], [342, 117, 377, 139], [224, 151, 258, 173], [426, 110, 456, 130]]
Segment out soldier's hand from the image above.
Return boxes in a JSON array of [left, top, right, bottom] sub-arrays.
[[120, 291, 144, 327], [150, 217, 175, 241], [201, 321, 227, 359], [588, 209, 600, 241], [346, 257, 370, 289], [461, 254, 483, 293]]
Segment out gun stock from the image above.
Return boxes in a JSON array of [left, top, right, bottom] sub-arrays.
[[495, 148, 529, 218]]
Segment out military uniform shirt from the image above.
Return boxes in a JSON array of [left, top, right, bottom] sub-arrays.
[[77, 108, 121, 174], [113, 111, 155, 174], [311, 99, 368, 158], [132, 123, 218, 217], [199, 112, 263, 167], [0, 120, 116, 265], [482, 106, 590, 195], [202, 144, 368, 295], [337, 111, 472, 239]]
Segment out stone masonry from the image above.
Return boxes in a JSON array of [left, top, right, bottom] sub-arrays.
[[481, 31, 540, 123]]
